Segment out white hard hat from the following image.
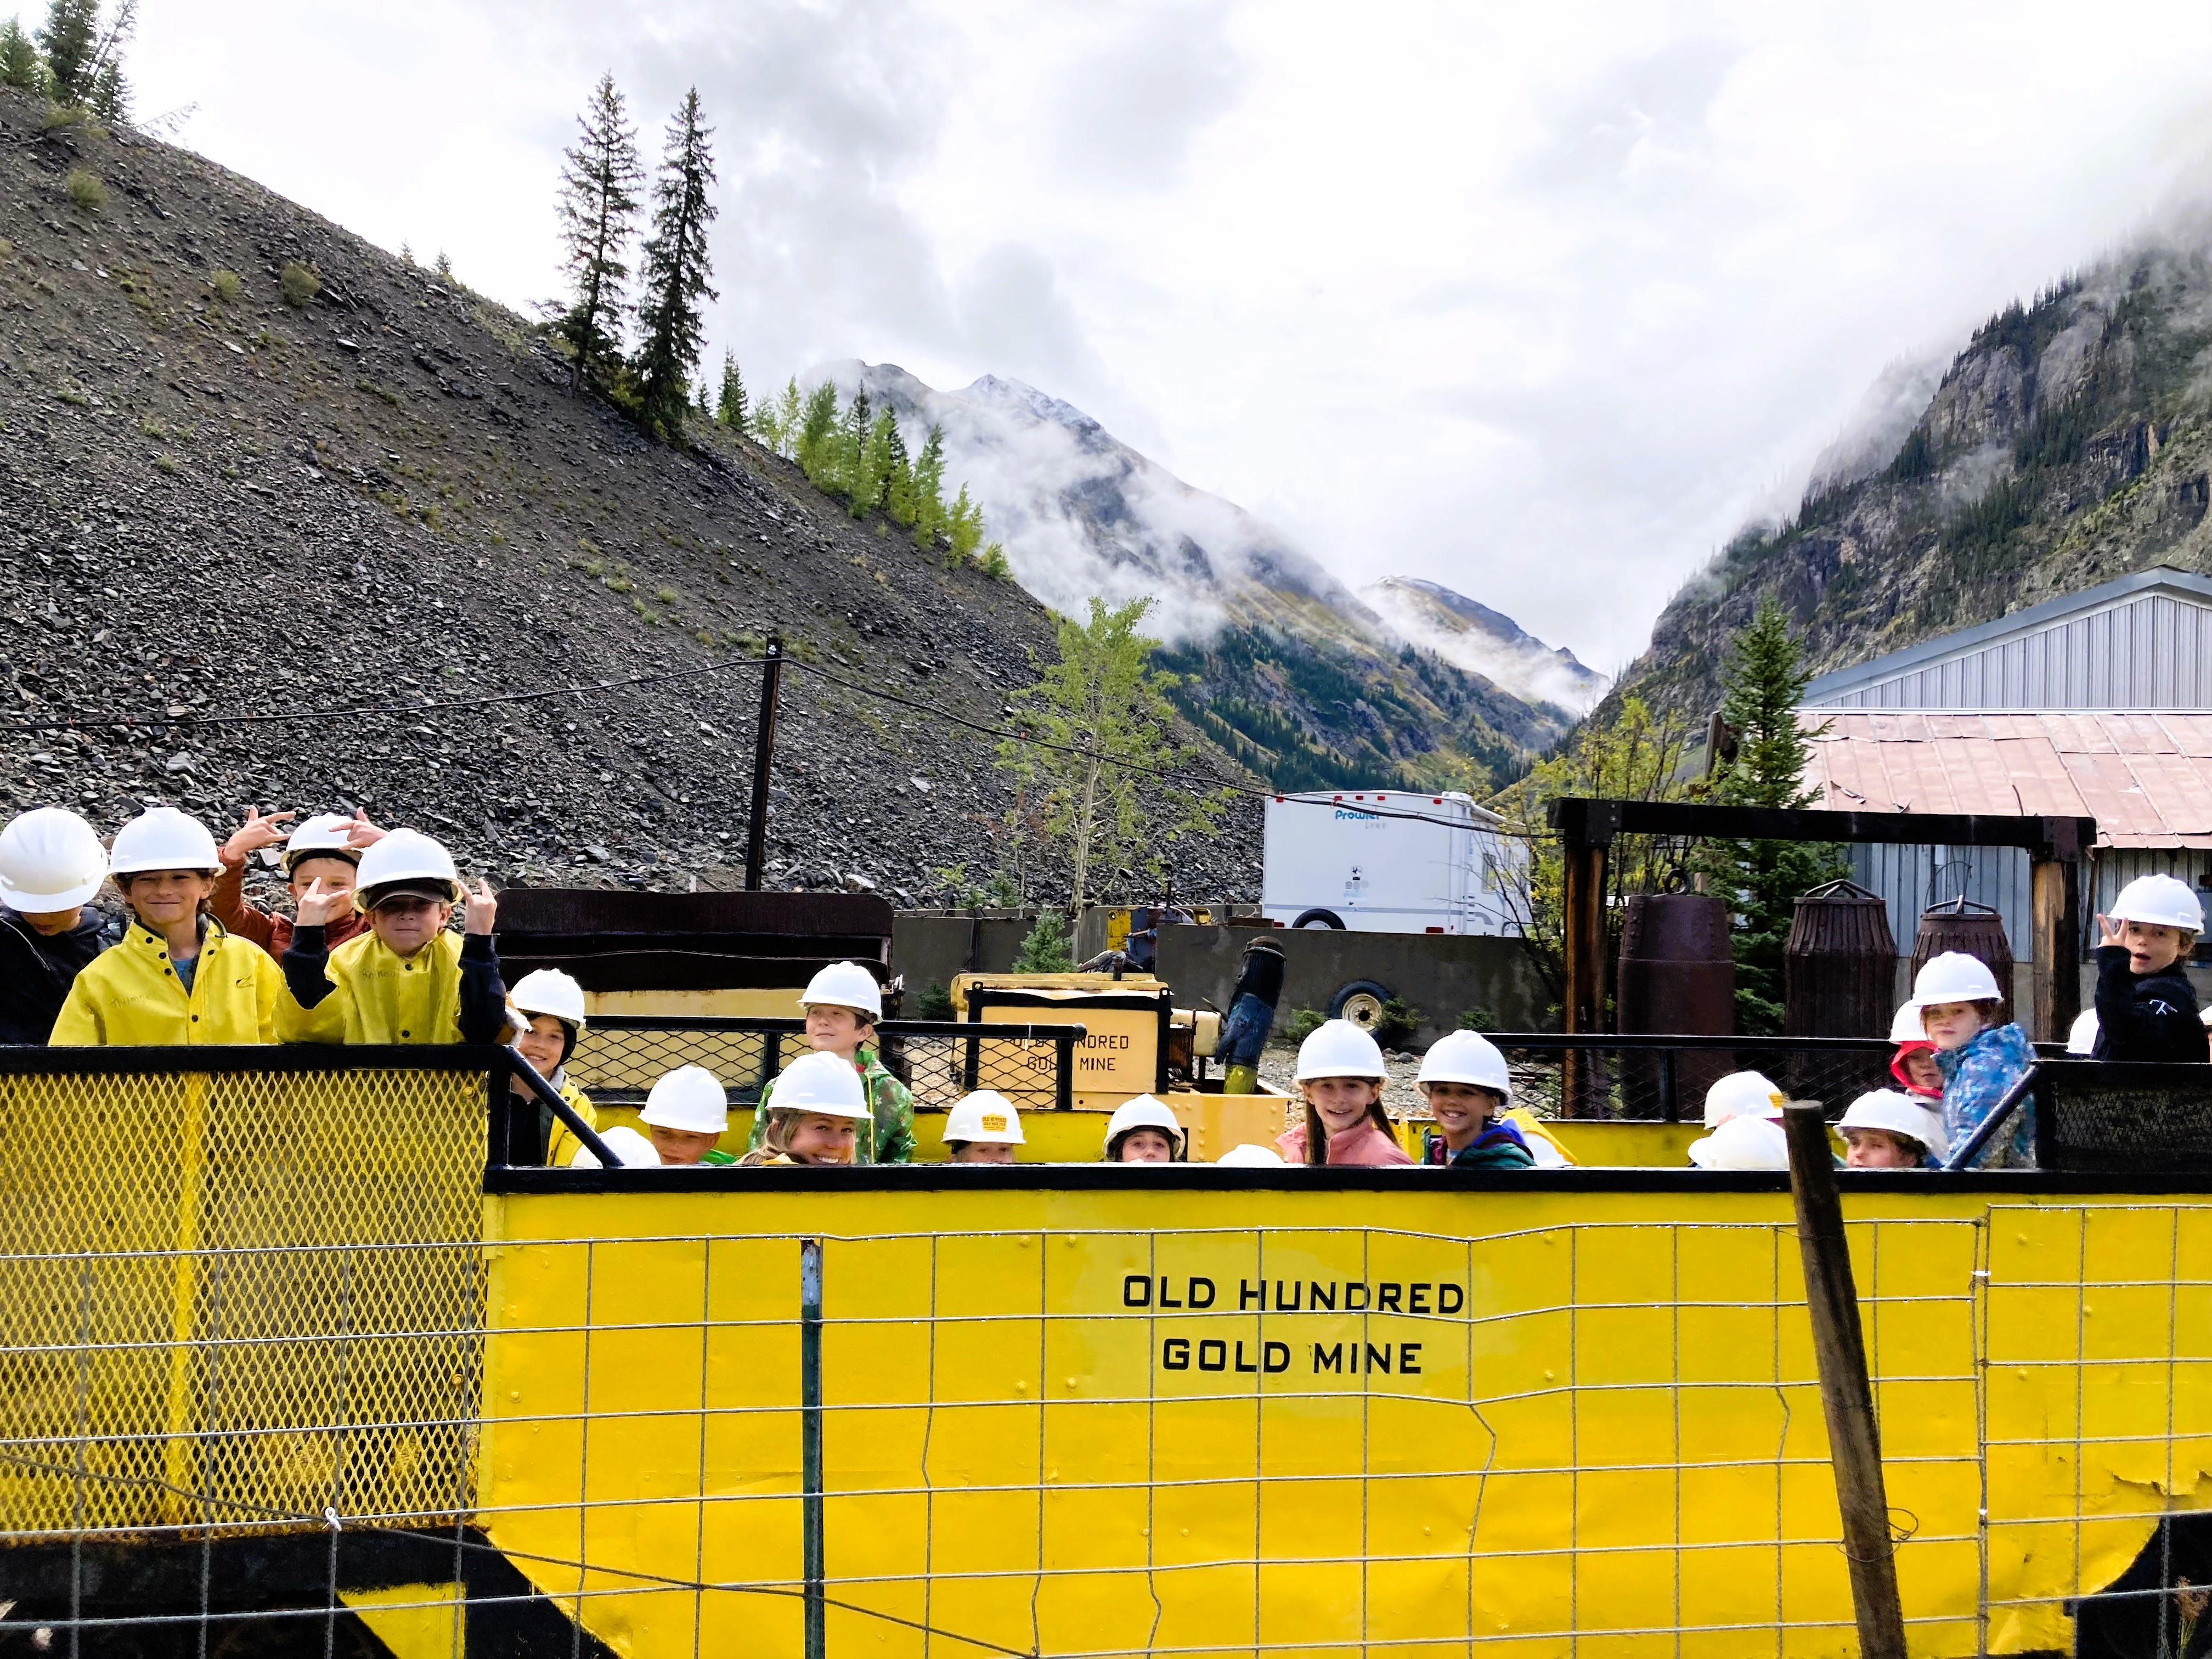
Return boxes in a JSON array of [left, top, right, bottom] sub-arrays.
[[639, 1064, 730, 1134], [1417, 1029, 1511, 1096], [1836, 1089, 1946, 1160], [1908, 951, 2002, 1008], [353, 828, 460, 905], [1104, 1093, 1186, 1156], [0, 807, 109, 910], [108, 806, 223, 877], [1888, 1001, 1933, 1045], [2109, 873, 2205, 933], [1702, 1070, 1785, 1128], [510, 968, 588, 1030], [282, 812, 362, 871], [800, 961, 883, 1020], [944, 1090, 1023, 1146], [1294, 1018, 1389, 1081], [1688, 1114, 1790, 1170], [2067, 1008, 2100, 1056], [1216, 1143, 1286, 1167], [569, 1125, 660, 1169], [770, 1051, 872, 1119]]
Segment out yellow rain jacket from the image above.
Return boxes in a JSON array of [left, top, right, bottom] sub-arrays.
[[276, 928, 504, 1045], [544, 1078, 601, 1169], [50, 921, 283, 1046]]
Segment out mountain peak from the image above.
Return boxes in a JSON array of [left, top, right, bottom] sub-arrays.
[[1362, 576, 1610, 716]]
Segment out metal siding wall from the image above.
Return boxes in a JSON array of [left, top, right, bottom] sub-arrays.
[[1808, 594, 2212, 710], [1849, 844, 2033, 964]]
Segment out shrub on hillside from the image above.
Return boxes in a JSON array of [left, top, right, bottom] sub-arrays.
[[65, 168, 104, 211], [278, 260, 320, 307], [208, 269, 241, 303]]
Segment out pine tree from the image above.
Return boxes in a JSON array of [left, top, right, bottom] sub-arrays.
[[1691, 597, 1847, 1034], [772, 378, 803, 457], [795, 381, 840, 481], [630, 87, 719, 438], [37, 0, 95, 103], [715, 351, 747, 432], [0, 17, 43, 91], [910, 424, 947, 549], [883, 421, 916, 526], [87, 52, 121, 122], [554, 73, 644, 394], [946, 483, 984, 566], [433, 249, 454, 282]]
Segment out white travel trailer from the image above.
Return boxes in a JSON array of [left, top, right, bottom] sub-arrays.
[[1261, 790, 1525, 935]]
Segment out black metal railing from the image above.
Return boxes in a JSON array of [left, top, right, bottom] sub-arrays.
[[1481, 1034, 1903, 1121]]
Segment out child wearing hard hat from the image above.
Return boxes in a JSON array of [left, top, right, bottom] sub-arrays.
[[1413, 1031, 1534, 1170], [738, 1050, 874, 1166], [213, 807, 385, 958], [1908, 951, 2035, 1169], [1835, 1090, 1947, 1170], [0, 806, 125, 1043], [1104, 1095, 1186, 1163], [275, 828, 507, 1045], [50, 808, 285, 1045], [631, 1064, 735, 1166], [568, 1125, 661, 1169], [2091, 874, 2209, 1063], [1887, 1002, 1944, 1104], [744, 962, 916, 1164], [505, 968, 600, 1167], [1277, 1019, 1413, 1167], [1686, 1071, 1789, 1169], [942, 1090, 1023, 1164]]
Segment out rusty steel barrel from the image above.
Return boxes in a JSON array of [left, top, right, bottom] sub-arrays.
[[1784, 879, 1900, 1105], [1611, 894, 1735, 1121], [1913, 896, 2014, 1026]]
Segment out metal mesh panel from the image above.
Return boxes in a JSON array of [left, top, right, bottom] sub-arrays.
[[1494, 1037, 1897, 1120], [2035, 1060, 2212, 1173], [0, 1059, 490, 1539], [567, 1019, 1080, 1113]]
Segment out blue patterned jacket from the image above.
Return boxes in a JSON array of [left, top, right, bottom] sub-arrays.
[[1936, 1022, 2036, 1169]]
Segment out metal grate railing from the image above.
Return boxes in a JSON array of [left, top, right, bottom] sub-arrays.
[[1483, 1032, 1901, 1121]]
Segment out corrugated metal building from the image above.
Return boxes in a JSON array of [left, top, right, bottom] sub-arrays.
[[1798, 567, 2212, 968]]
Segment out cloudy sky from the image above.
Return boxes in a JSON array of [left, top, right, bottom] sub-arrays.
[[130, 0, 2212, 674]]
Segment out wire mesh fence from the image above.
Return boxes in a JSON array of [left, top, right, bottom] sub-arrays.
[[1488, 1034, 1900, 1121], [566, 1018, 1087, 1114]]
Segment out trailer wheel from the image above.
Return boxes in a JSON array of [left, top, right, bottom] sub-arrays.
[[1291, 908, 1346, 929], [1329, 979, 1393, 1033]]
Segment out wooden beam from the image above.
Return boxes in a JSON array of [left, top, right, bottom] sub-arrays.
[[1549, 796, 2096, 854], [2030, 855, 2083, 1044], [1781, 1103, 1909, 1659]]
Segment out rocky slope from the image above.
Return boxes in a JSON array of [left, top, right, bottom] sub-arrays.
[[0, 90, 1261, 904], [816, 360, 1578, 793], [1606, 234, 2212, 725]]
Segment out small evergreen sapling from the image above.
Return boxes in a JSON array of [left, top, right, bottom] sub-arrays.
[[715, 351, 747, 432], [1, 16, 47, 92]]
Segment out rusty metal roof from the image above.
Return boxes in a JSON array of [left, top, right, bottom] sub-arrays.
[[1800, 711, 2212, 848]]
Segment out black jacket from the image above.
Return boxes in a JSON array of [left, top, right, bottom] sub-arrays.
[[0, 906, 125, 1044], [2092, 945, 2209, 1063]]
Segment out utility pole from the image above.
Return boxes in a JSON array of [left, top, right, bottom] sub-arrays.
[[744, 634, 783, 891]]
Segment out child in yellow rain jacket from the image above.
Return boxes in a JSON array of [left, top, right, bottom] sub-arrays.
[[50, 808, 284, 1046], [275, 828, 507, 1045]]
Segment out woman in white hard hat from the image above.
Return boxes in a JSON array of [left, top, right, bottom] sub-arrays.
[[1104, 1094, 1186, 1163], [212, 806, 385, 958], [1277, 1019, 1412, 1167], [942, 1090, 1023, 1164], [738, 1050, 874, 1166], [50, 807, 285, 1045], [276, 828, 507, 1046], [1835, 1090, 1946, 1170], [1413, 1031, 1533, 1169], [634, 1064, 734, 1166], [744, 961, 915, 1164], [1908, 951, 2034, 1169], [505, 968, 599, 1166], [0, 806, 125, 1043], [2091, 873, 2209, 1062]]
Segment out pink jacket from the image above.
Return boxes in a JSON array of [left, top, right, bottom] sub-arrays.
[[1275, 1118, 1414, 1167]]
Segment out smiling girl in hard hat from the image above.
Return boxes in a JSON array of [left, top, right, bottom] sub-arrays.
[[275, 828, 507, 1045], [0, 807, 125, 1043], [213, 807, 385, 958], [50, 807, 285, 1045], [505, 968, 600, 1166], [1276, 1019, 1413, 1167], [1413, 1030, 1534, 1170], [1910, 951, 2035, 1169], [2091, 874, 2209, 1063], [1835, 1090, 1946, 1169], [1104, 1095, 1185, 1162], [744, 962, 915, 1164], [738, 1050, 874, 1166], [943, 1090, 1023, 1164]]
